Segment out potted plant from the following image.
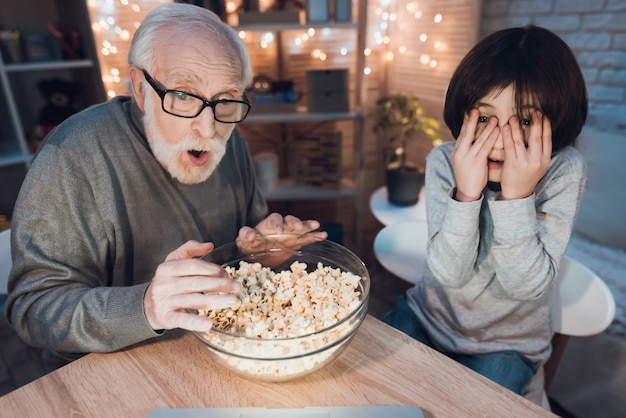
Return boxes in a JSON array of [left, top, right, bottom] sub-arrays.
[[372, 93, 442, 206]]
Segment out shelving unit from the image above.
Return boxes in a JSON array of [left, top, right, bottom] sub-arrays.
[[232, 1, 367, 253], [0, 0, 105, 215]]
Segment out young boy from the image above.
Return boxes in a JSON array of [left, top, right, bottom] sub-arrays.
[[383, 25, 588, 397]]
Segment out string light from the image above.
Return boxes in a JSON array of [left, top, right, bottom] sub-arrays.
[[86, 0, 168, 97], [365, 0, 445, 76], [87, 0, 445, 94]]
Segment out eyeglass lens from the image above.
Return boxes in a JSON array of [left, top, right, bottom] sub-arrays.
[[163, 92, 247, 122]]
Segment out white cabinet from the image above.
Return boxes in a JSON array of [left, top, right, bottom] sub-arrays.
[[232, 1, 367, 253], [0, 0, 105, 216]]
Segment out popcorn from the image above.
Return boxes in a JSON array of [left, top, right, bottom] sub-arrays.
[[200, 260, 361, 337], [197, 260, 365, 379]]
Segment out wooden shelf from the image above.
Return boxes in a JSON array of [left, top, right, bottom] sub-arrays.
[[0, 0, 105, 215], [2, 59, 95, 73], [0, 153, 30, 169], [245, 110, 362, 124], [233, 21, 361, 32], [263, 178, 356, 201]]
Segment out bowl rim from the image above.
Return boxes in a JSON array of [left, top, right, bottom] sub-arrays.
[[194, 235, 371, 343]]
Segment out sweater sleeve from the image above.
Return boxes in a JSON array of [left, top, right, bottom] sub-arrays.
[[6, 141, 161, 355], [424, 143, 484, 287], [423, 143, 586, 296], [488, 148, 588, 300]]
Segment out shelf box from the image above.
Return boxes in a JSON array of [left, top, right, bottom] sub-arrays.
[[238, 11, 300, 25], [306, 69, 349, 113], [249, 102, 297, 114]]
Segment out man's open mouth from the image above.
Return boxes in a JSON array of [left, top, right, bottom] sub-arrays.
[[189, 150, 206, 158]]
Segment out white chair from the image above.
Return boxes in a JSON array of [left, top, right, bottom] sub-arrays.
[[544, 256, 616, 386], [373, 220, 427, 284], [372, 221, 616, 407], [525, 255, 615, 407], [1, 228, 11, 295]]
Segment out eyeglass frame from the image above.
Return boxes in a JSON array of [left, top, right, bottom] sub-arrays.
[[141, 69, 251, 123]]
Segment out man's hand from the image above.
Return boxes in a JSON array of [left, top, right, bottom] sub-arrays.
[[235, 213, 328, 263], [237, 213, 327, 250], [143, 240, 241, 332]]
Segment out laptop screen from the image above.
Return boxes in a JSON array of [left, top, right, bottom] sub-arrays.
[[149, 406, 424, 418]]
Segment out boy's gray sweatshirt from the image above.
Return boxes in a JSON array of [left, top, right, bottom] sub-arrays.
[[407, 142, 587, 363]]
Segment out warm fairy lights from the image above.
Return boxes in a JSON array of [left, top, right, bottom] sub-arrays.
[[371, 1, 444, 73], [87, 0, 168, 98], [88, 0, 445, 97]]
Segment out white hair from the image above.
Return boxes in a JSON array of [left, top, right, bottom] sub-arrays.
[[128, 3, 252, 88]]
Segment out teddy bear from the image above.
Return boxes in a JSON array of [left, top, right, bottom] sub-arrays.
[[31, 78, 80, 152]]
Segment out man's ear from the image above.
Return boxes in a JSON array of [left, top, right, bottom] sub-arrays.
[[128, 66, 146, 112]]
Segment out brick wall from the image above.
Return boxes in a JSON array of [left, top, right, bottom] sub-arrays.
[[480, 0, 626, 134]]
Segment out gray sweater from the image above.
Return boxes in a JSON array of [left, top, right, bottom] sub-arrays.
[[6, 96, 267, 366], [407, 142, 587, 363]]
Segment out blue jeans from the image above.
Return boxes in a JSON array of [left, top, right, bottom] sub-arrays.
[[382, 296, 537, 395]]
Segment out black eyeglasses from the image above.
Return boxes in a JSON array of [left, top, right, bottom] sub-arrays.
[[142, 69, 251, 123]]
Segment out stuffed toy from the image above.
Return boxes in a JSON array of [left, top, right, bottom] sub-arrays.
[[32, 78, 80, 152]]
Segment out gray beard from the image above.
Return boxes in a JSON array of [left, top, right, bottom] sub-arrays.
[[142, 90, 228, 184]]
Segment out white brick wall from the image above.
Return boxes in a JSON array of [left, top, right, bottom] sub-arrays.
[[480, 0, 626, 134]]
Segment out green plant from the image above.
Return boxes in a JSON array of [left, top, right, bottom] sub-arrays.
[[372, 94, 442, 170]]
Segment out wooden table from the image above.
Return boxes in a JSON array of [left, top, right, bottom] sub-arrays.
[[0, 315, 555, 417]]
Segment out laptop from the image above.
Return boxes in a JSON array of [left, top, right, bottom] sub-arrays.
[[148, 406, 423, 418]]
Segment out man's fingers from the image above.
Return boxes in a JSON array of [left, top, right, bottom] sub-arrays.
[[165, 240, 214, 262]]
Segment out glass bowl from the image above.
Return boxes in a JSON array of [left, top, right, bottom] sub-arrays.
[[191, 234, 370, 382]]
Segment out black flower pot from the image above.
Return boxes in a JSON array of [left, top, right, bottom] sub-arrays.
[[386, 166, 424, 206]]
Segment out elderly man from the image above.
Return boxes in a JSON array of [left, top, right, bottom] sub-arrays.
[[6, 3, 325, 372]]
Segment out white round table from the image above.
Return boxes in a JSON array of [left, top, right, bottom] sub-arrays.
[[373, 220, 428, 284], [369, 186, 426, 226]]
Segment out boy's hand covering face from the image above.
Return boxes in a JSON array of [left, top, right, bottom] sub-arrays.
[[499, 110, 552, 200], [451, 106, 552, 202], [451, 108, 500, 202]]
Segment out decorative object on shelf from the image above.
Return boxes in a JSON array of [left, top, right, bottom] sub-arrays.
[[241, 0, 260, 12], [305, 0, 329, 23], [294, 132, 341, 189], [174, 1, 226, 20], [306, 69, 348, 113], [0, 30, 23, 63], [248, 74, 300, 113], [20, 33, 61, 62], [32, 78, 80, 152], [372, 94, 442, 206], [238, 0, 302, 24], [0, 210, 10, 231], [253, 151, 279, 193], [46, 24, 84, 60], [332, 0, 351, 22]]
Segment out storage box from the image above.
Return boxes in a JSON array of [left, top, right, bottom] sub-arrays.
[[306, 69, 349, 113], [332, 0, 352, 22], [306, 0, 330, 23], [238, 10, 300, 25]]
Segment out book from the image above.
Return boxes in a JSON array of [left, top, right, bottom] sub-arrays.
[[294, 132, 341, 189]]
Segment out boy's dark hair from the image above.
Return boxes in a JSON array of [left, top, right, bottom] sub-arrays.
[[443, 25, 588, 152]]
